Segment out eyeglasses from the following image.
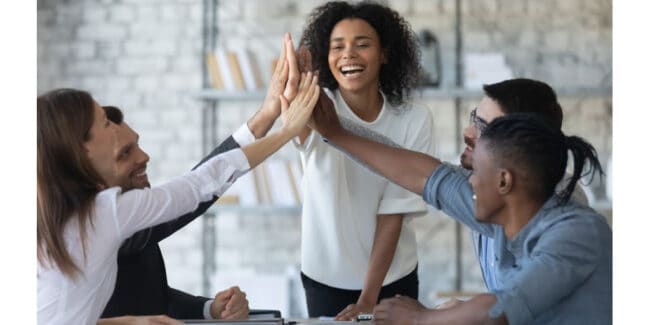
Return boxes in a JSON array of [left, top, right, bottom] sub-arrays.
[[469, 107, 488, 137]]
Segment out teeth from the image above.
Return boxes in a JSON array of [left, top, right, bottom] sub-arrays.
[[341, 65, 364, 73]]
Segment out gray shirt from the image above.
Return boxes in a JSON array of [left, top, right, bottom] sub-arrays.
[[423, 163, 612, 325]]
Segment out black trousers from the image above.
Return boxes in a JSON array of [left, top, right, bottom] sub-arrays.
[[301, 265, 419, 317]]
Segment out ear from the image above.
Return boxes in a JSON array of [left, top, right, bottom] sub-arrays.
[[498, 168, 513, 195], [380, 49, 388, 64]]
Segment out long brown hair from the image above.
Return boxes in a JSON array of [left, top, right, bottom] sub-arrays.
[[37, 89, 106, 278]]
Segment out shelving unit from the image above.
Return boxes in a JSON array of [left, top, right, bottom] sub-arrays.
[[197, 0, 304, 296], [195, 0, 612, 297]]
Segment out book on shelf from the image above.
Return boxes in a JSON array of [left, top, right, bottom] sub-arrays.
[[214, 47, 237, 91], [226, 50, 246, 90], [235, 48, 264, 91], [205, 52, 225, 89], [206, 47, 266, 92]]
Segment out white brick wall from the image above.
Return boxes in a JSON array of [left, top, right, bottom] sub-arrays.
[[38, 0, 612, 317]]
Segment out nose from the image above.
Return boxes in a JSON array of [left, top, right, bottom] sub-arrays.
[[342, 45, 356, 59], [463, 125, 476, 142], [136, 146, 150, 165]]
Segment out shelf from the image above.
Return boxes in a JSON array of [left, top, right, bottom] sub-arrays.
[[188, 86, 611, 102], [207, 204, 302, 216]]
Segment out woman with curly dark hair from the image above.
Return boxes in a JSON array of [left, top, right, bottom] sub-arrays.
[[294, 1, 435, 320]]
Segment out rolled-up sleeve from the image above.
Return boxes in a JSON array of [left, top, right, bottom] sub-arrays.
[[422, 163, 494, 236]]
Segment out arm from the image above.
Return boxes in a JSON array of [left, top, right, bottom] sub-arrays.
[[241, 72, 319, 168], [488, 216, 606, 324], [167, 288, 210, 319], [311, 95, 440, 195], [117, 34, 301, 253], [114, 72, 319, 240], [373, 294, 507, 325], [118, 136, 241, 255], [335, 213, 404, 320], [97, 315, 182, 325]]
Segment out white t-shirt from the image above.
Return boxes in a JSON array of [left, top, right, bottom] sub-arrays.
[[296, 89, 435, 289], [37, 137, 251, 325]]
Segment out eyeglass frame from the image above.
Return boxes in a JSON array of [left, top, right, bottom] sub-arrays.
[[469, 107, 489, 137]]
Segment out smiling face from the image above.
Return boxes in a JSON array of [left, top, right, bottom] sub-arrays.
[[468, 140, 507, 224], [104, 122, 151, 191], [328, 18, 385, 94], [460, 96, 505, 169]]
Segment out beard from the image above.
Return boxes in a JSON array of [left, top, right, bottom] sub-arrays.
[[460, 135, 475, 170]]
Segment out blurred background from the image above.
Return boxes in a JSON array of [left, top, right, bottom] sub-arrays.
[[37, 0, 612, 317]]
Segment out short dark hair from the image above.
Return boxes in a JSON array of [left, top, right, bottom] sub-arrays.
[[483, 78, 563, 130], [481, 113, 603, 204], [299, 1, 421, 106], [103, 105, 123, 124]]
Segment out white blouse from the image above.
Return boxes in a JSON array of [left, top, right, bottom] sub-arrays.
[[37, 146, 250, 325]]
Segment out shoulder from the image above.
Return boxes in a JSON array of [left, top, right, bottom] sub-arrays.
[[95, 187, 124, 209], [537, 201, 611, 247]]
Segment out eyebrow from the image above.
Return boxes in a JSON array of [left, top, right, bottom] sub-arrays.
[[330, 35, 372, 42]]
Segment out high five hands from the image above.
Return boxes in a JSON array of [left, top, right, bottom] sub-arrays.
[[292, 44, 342, 138]]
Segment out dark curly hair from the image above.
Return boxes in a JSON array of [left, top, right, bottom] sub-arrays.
[[299, 1, 422, 106]]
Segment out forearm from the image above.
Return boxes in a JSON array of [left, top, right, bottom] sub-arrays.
[[359, 214, 403, 305], [417, 294, 506, 325], [241, 128, 293, 169], [326, 130, 440, 195], [247, 104, 280, 139]]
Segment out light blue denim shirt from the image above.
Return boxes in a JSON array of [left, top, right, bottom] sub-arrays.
[[423, 163, 612, 325]]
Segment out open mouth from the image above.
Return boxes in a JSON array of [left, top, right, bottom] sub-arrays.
[[132, 168, 148, 182], [340, 64, 365, 77]]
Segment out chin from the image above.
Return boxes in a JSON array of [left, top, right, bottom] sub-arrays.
[[133, 179, 150, 189], [460, 155, 472, 170]]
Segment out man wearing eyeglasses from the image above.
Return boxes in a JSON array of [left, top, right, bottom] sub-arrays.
[[316, 78, 588, 304], [445, 78, 589, 303]]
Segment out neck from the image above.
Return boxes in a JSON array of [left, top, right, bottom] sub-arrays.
[[500, 196, 545, 239], [339, 85, 383, 122]]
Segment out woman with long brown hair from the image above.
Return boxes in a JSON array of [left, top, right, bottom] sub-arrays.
[[37, 72, 319, 324]]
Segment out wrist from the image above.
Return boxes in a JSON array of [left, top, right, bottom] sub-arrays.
[[357, 292, 378, 307], [322, 125, 346, 142], [260, 97, 281, 119]]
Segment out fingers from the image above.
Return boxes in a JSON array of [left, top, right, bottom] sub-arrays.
[[297, 46, 313, 73], [149, 315, 183, 325], [304, 78, 320, 111], [284, 33, 299, 100], [279, 94, 289, 114], [221, 289, 249, 320], [276, 33, 287, 74]]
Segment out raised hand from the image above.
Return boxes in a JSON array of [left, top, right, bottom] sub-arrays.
[[297, 45, 313, 73], [308, 90, 343, 139], [210, 286, 250, 320], [279, 71, 320, 136], [261, 33, 300, 119]]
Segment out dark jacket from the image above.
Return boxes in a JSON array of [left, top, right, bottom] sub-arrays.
[[101, 136, 240, 319]]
